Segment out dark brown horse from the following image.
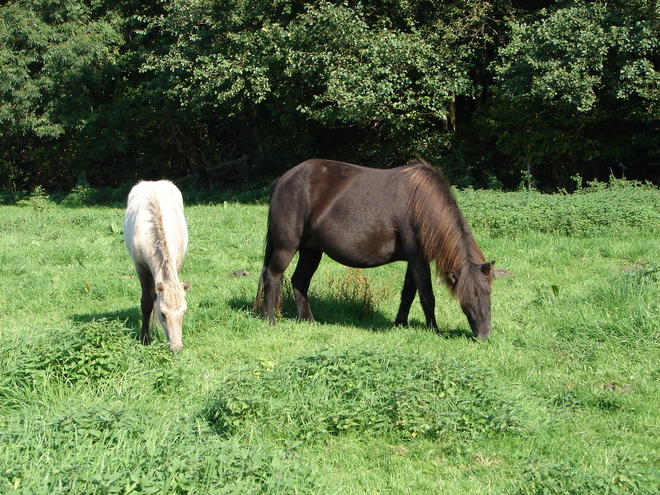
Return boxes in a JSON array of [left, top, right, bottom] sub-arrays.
[[253, 159, 494, 339]]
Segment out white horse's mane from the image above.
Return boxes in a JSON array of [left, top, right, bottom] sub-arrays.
[[144, 184, 187, 309]]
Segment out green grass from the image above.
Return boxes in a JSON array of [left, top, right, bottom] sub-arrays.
[[1, 184, 660, 493]]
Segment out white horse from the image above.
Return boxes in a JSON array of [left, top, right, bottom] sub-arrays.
[[124, 180, 190, 352]]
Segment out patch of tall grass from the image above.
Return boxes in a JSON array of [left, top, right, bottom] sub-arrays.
[[204, 347, 523, 441], [459, 177, 660, 237]]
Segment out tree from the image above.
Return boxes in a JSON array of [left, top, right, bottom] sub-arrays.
[[2, 0, 659, 193], [0, 0, 124, 189], [140, 0, 509, 184], [479, 1, 660, 188]]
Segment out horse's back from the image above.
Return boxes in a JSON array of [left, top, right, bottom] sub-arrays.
[[124, 180, 188, 268], [279, 159, 388, 184], [270, 160, 410, 266], [271, 159, 396, 225], [126, 180, 184, 216], [275, 159, 403, 203]]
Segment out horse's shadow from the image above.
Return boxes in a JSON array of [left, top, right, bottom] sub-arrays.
[[436, 326, 474, 340], [73, 302, 472, 342], [227, 296, 472, 339], [228, 295, 390, 330], [72, 308, 141, 340]]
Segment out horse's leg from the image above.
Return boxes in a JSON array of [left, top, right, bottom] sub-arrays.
[[394, 264, 417, 327], [262, 247, 297, 325], [136, 264, 155, 345], [291, 248, 323, 321], [407, 258, 439, 331]]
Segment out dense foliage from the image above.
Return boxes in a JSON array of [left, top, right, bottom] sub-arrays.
[[1, 0, 659, 192]]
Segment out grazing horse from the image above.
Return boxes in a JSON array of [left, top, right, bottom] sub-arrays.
[[253, 159, 494, 339], [124, 180, 190, 352]]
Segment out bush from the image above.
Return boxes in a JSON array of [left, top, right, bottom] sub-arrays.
[[518, 457, 660, 495]]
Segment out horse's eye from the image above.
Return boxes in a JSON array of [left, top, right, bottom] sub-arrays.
[[160, 312, 166, 321]]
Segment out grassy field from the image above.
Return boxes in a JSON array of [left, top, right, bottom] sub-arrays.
[[1, 182, 660, 494]]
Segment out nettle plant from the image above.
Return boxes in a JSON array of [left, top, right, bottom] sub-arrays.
[[204, 348, 524, 442]]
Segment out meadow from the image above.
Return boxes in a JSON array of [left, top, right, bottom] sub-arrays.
[[1, 180, 659, 494]]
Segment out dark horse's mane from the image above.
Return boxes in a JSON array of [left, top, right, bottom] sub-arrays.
[[402, 159, 491, 302]]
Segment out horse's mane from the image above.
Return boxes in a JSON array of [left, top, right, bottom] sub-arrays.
[[403, 160, 491, 301], [146, 188, 186, 308]]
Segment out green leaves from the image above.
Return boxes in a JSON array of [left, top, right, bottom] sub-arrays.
[[459, 177, 660, 237], [495, 4, 610, 112], [518, 457, 660, 495], [0, 0, 123, 138], [204, 348, 523, 442], [0, 405, 319, 494], [144, 0, 467, 132], [494, 1, 660, 118], [1, 0, 659, 191], [291, 3, 454, 125]]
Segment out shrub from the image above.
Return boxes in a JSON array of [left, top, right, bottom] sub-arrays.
[[0, 319, 176, 408], [16, 186, 53, 212]]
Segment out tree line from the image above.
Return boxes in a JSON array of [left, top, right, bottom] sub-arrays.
[[1, 0, 659, 193]]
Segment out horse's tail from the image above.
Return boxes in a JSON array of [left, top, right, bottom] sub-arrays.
[[253, 178, 280, 316], [252, 223, 275, 315]]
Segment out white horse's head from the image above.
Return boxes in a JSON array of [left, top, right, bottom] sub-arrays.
[[154, 280, 191, 352]]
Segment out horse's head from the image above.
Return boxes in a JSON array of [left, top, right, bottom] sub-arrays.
[[448, 261, 494, 339], [154, 280, 191, 352]]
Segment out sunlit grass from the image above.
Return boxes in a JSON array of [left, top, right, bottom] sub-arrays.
[[1, 185, 660, 493]]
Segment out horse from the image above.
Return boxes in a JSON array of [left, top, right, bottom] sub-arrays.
[[123, 180, 190, 352], [253, 159, 494, 339]]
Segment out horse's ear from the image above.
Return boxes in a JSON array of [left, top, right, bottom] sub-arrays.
[[481, 261, 495, 275], [183, 281, 191, 291], [447, 269, 459, 286], [156, 282, 164, 295]]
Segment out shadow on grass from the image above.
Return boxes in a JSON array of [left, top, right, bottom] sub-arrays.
[[227, 294, 390, 330], [227, 295, 472, 339], [438, 326, 474, 340], [72, 307, 141, 340]]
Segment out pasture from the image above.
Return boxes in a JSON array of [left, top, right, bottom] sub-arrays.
[[1, 181, 660, 494]]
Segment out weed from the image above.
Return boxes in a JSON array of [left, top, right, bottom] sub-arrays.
[[549, 388, 623, 413], [22, 318, 133, 384], [0, 319, 179, 408], [325, 267, 376, 318], [203, 347, 523, 442], [0, 405, 321, 494], [60, 175, 94, 207], [517, 457, 660, 494], [459, 178, 660, 237]]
